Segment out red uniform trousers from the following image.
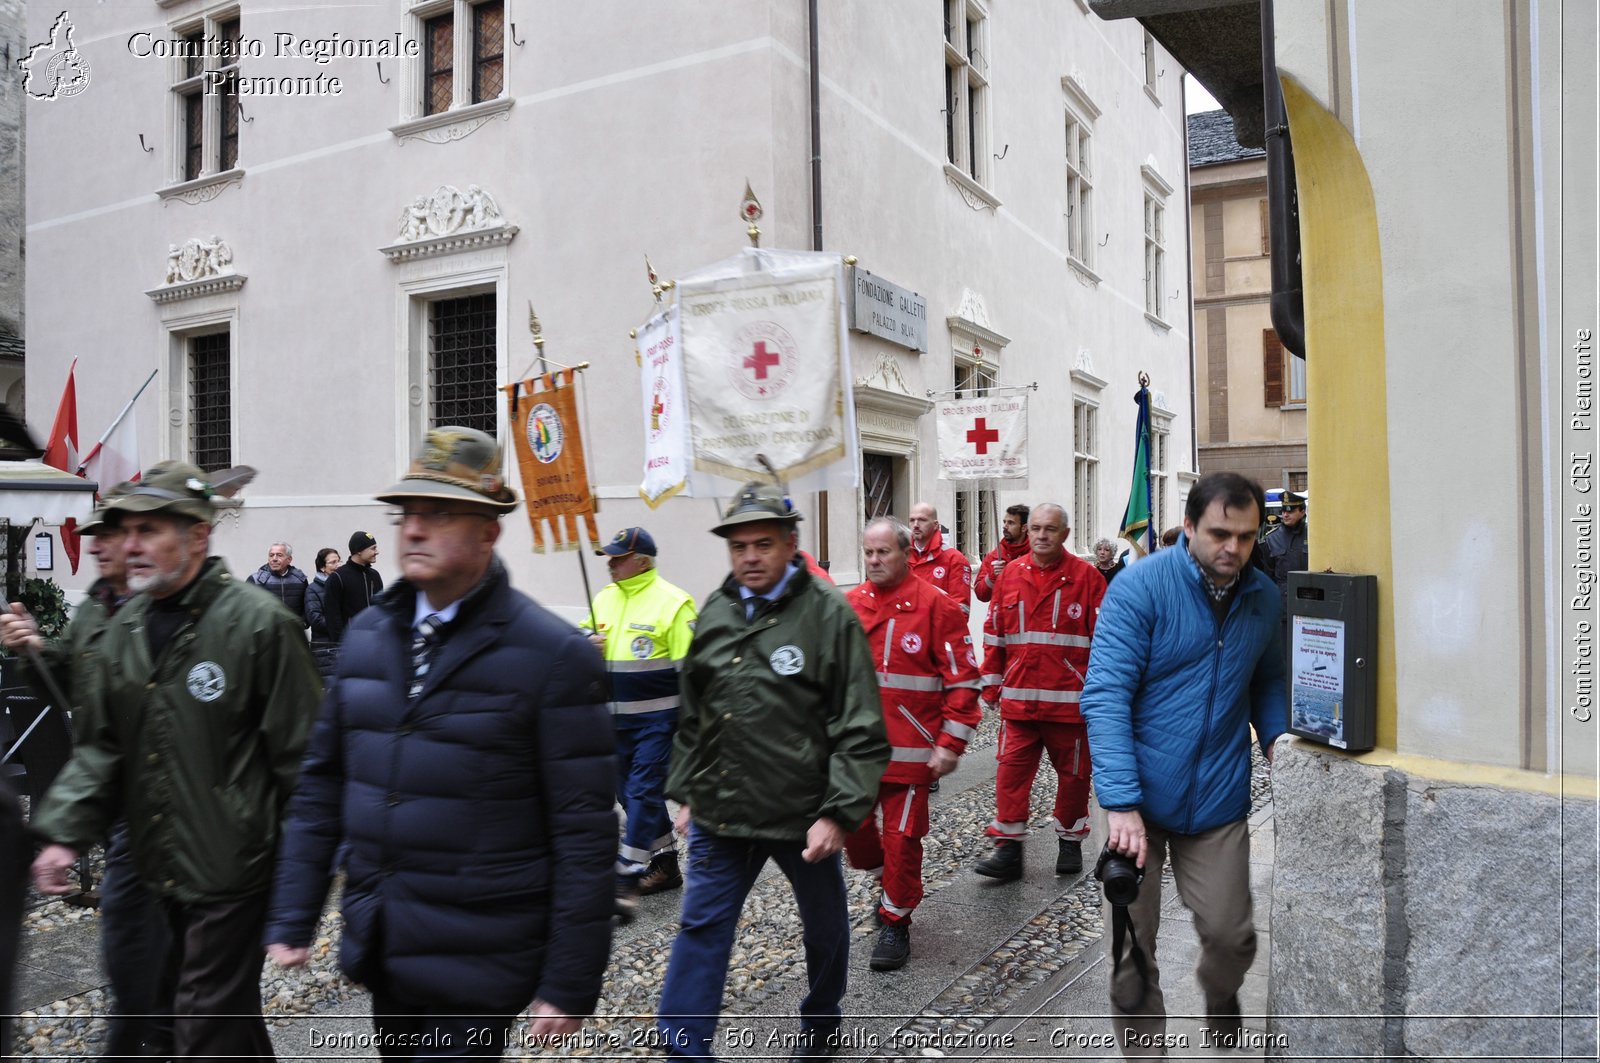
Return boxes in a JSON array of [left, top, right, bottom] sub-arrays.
[[986, 718, 1092, 841], [844, 782, 931, 926]]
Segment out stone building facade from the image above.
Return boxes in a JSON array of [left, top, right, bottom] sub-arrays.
[[24, 1, 1195, 611]]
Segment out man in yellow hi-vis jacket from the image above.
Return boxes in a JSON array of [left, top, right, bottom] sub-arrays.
[[583, 526, 697, 919]]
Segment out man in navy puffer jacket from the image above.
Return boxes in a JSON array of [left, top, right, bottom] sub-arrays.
[[266, 427, 616, 1058], [1081, 472, 1286, 1057]]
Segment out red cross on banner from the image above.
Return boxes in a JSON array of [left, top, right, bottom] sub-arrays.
[[744, 341, 780, 380], [967, 417, 1000, 454], [936, 392, 1029, 483]]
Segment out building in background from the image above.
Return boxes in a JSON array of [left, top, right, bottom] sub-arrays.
[[23, 1, 1195, 612], [0, 0, 25, 411], [1094, 0, 1596, 1057], [1187, 108, 1305, 492]]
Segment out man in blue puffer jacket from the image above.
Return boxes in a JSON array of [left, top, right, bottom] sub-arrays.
[[266, 427, 616, 1058], [1081, 472, 1286, 1057]]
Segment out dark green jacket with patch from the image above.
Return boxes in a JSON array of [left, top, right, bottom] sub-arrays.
[[29, 558, 321, 902], [666, 561, 887, 840]]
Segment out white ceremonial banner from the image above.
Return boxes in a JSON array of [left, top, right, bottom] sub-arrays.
[[635, 305, 692, 507], [678, 249, 850, 484], [936, 392, 1029, 482]]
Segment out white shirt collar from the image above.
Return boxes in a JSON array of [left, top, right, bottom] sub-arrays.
[[413, 595, 463, 629]]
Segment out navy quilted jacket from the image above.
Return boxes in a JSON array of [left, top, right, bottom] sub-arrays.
[[1081, 536, 1287, 835], [265, 557, 616, 1013]]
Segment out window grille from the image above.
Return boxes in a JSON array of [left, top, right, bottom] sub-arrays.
[[188, 333, 231, 471], [472, 1, 505, 103], [428, 294, 497, 434]]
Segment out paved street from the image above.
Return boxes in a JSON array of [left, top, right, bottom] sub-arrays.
[[13, 725, 1276, 1061]]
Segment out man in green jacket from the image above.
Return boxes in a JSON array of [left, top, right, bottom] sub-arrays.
[[8, 461, 321, 1062], [657, 482, 888, 1061], [10, 483, 176, 1059]]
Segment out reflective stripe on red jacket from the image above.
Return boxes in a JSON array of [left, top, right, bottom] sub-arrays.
[[981, 551, 1106, 723], [847, 573, 982, 785], [973, 537, 1030, 603], [907, 528, 973, 617]]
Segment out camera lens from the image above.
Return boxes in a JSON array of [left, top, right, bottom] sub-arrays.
[[1102, 865, 1140, 907], [1095, 847, 1144, 907]]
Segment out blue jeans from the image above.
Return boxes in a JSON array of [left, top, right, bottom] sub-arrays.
[[615, 713, 677, 875], [657, 827, 850, 1061]]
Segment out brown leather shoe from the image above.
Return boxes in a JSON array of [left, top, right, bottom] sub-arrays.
[[638, 852, 683, 894]]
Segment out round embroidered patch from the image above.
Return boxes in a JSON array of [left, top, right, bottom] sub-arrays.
[[769, 644, 805, 676], [933, 566, 946, 579], [900, 632, 923, 654], [631, 635, 655, 659], [186, 661, 226, 703], [1067, 602, 1084, 620]]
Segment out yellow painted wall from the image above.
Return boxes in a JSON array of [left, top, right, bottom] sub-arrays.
[[1279, 76, 1399, 748]]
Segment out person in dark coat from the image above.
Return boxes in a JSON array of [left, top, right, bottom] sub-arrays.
[[323, 530, 383, 642], [266, 427, 616, 1059], [246, 541, 310, 623], [1261, 491, 1309, 610], [1092, 537, 1127, 587], [0, 778, 26, 1061], [302, 546, 342, 681]]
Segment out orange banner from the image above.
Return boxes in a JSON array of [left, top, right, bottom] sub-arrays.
[[503, 369, 599, 553]]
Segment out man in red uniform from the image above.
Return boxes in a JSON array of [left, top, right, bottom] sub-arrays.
[[907, 501, 972, 617], [845, 518, 982, 971], [973, 504, 1031, 604], [975, 502, 1106, 880]]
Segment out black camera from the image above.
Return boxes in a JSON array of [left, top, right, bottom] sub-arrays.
[[1094, 844, 1144, 907]]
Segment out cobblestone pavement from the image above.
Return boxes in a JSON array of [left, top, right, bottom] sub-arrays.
[[11, 723, 1274, 1061]]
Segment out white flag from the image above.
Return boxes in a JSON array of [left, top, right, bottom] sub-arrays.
[[81, 404, 141, 489], [678, 251, 847, 482], [636, 305, 691, 507], [936, 392, 1028, 482]]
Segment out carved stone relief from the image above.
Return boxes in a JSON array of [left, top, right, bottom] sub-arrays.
[[952, 288, 992, 332], [148, 237, 246, 304], [164, 236, 234, 285], [383, 185, 518, 263], [397, 185, 506, 242]]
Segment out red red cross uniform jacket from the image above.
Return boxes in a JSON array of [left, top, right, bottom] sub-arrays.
[[973, 537, 1030, 604], [981, 552, 1106, 722], [907, 529, 973, 617], [846, 574, 982, 784]]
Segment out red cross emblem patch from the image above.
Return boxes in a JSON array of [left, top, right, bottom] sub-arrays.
[[729, 322, 798, 400]]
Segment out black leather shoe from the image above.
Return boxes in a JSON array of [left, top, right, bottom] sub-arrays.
[[1055, 839, 1083, 874], [789, 1028, 842, 1059], [639, 852, 683, 895], [869, 919, 911, 971], [974, 839, 1023, 881]]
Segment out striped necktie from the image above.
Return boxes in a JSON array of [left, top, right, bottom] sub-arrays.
[[409, 614, 441, 699]]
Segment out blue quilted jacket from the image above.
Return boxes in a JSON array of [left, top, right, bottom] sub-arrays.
[[265, 557, 616, 1013], [1081, 536, 1287, 835]]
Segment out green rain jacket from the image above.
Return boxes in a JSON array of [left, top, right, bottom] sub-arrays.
[[29, 558, 321, 902], [17, 579, 124, 726], [666, 561, 887, 840]]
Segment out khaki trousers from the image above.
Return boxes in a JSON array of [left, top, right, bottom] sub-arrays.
[[1105, 816, 1256, 1058]]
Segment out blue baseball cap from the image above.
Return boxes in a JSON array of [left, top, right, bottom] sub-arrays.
[[597, 526, 657, 557]]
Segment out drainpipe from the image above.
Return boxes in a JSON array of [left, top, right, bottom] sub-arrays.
[[1182, 74, 1200, 475], [808, 0, 828, 562], [809, 0, 823, 252], [1262, 0, 1306, 357]]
